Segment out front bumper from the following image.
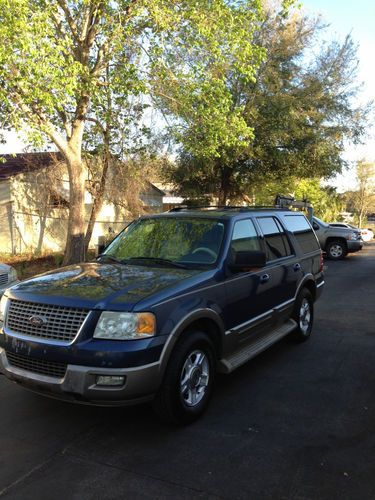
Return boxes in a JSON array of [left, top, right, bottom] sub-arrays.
[[0, 347, 162, 405], [347, 240, 363, 253]]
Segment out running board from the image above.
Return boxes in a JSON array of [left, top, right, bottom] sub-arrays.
[[218, 319, 297, 374]]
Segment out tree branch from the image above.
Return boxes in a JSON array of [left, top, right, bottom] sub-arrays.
[[56, 0, 80, 44]]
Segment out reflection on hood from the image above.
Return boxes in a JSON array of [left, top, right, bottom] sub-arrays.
[[11, 262, 199, 307]]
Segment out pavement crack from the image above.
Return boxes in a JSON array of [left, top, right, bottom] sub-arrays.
[[0, 455, 55, 498]]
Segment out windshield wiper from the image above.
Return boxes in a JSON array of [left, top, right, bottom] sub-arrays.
[[127, 257, 188, 269], [96, 254, 124, 264]]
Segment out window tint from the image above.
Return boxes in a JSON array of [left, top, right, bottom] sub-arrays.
[[284, 215, 320, 253], [257, 217, 292, 261], [231, 219, 261, 252]]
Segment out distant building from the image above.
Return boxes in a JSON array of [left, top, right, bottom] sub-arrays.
[[152, 182, 184, 211], [0, 152, 164, 254]]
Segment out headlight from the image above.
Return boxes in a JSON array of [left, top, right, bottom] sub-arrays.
[[9, 267, 18, 283], [347, 232, 359, 241], [93, 312, 156, 340], [0, 295, 8, 328]]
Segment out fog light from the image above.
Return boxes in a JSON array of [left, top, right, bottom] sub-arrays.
[[96, 375, 125, 387]]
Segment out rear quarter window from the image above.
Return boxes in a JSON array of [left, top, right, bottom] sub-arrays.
[[283, 215, 320, 253]]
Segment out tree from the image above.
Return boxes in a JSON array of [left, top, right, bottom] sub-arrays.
[[350, 160, 375, 227], [0, 0, 266, 264], [249, 176, 344, 220], [166, 2, 370, 204]]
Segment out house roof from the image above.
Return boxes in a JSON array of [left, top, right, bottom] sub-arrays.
[[0, 153, 165, 200], [0, 152, 63, 180], [145, 181, 165, 196]]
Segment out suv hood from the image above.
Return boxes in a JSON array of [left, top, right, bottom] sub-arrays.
[[7, 262, 200, 310]]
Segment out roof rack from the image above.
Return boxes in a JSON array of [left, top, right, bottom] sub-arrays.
[[168, 204, 291, 213], [168, 196, 313, 219], [274, 195, 313, 219]]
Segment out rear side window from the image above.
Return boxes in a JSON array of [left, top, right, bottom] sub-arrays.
[[283, 215, 320, 253], [231, 219, 261, 252], [257, 217, 292, 261]]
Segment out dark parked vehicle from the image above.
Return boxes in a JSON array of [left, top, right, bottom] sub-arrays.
[[0, 208, 324, 423], [0, 263, 18, 298]]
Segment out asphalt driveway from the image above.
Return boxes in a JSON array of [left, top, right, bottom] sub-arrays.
[[1, 243, 375, 499]]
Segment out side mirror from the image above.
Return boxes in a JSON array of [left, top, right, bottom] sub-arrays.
[[229, 250, 266, 272]]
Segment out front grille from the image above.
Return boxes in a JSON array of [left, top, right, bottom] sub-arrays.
[[6, 299, 89, 343], [0, 273, 8, 286], [6, 350, 67, 379]]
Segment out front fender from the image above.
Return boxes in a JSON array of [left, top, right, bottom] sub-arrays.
[[157, 308, 225, 378]]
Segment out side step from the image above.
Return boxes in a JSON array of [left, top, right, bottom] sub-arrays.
[[218, 318, 297, 374]]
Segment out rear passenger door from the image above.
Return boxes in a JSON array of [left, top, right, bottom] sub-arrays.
[[255, 216, 302, 319]]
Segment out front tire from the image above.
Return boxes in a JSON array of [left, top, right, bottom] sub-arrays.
[[326, 240, 347, 260], [153, 331, 216, 424], [292, 289, 314, 342]]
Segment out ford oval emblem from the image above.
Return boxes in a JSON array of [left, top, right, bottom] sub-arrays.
[[28, 315, 47, 328]]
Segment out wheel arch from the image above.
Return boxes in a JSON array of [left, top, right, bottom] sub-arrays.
[[296, 275, 317, 302], [325, 236, 348, 249], [158, 309, 224, 377]]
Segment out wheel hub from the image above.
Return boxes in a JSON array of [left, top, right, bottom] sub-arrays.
[[188, 367, 202, 389], [330, 244, 343, 258], [299, 298, 311, 334], [180, 349, 209, 407]]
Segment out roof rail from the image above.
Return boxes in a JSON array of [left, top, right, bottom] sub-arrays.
[[168, 205, 291, 213], [167, 196, 313, 218]]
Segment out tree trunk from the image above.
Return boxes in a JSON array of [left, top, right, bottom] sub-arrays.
[[84, 154, 110, 253], [218, 166, 230, 205], [63, 157, 86, 265]]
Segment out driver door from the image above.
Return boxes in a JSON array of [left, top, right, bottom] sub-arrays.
[[224, 218, 273, 349]]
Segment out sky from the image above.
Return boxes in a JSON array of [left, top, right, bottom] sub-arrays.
[[1, 1, 374, 192], [300, 0, 375, 191]]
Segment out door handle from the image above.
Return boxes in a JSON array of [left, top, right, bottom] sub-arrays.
[[293, 263, 301, 272], [260, 273, 270, 284]]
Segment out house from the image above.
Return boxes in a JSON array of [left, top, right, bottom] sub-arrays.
[[0, 152, 164, 254], [152, 182, 185, 211]]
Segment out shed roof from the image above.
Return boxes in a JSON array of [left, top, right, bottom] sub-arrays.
[[0, 152, 63, 180], [0, 153, 165, 197]]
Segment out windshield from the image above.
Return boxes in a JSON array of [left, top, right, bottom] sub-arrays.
[[102, 217, 226, 267], [313, 216, 329, 228]]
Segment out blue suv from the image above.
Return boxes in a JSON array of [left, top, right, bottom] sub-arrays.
[[0, 208, 324, 423]]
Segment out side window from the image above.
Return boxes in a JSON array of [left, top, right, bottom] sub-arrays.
[[257, 217, 292, 261], [283, 215, 320, 253], [231, 219, 261, 252]]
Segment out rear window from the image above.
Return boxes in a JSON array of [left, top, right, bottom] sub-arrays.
[[283, 215, 320, 253]]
